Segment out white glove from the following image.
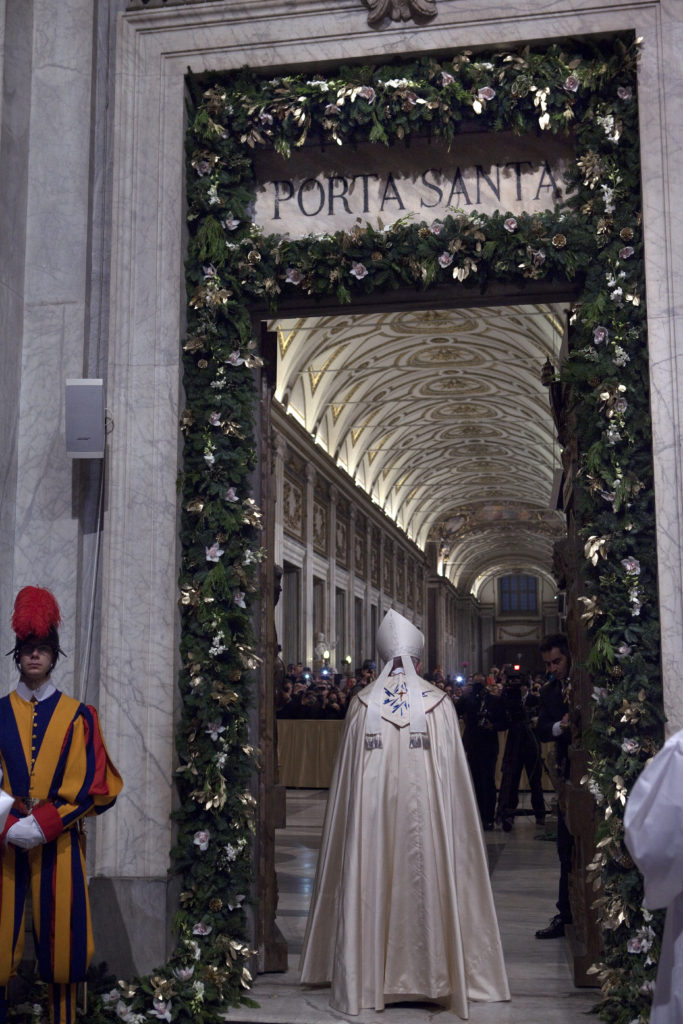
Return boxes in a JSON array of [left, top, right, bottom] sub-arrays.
[[6, 814, 46, 850], [0, 789, 13, 832]]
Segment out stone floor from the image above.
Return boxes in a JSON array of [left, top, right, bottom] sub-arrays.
[[224, 789, 599, 1023]]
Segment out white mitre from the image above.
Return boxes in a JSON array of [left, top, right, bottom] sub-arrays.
[[376, 608, 424, 662], [360, 609, 443, 749]]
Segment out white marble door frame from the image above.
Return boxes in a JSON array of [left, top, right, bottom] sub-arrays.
[[98, 0, 683, 883]]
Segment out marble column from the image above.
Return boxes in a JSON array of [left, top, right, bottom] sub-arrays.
[[348, 506, 357, 667], [378, 530, 385, 634], [303, 464, 315, 667], [367, 527, 378, 659], [328, 484, 338, 659], [273, 435, 287, 644]]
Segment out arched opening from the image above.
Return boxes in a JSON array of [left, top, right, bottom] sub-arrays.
[[175, 35, 660, 1019]]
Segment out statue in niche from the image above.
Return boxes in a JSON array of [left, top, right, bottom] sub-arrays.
[[365, 0, 437, 24]]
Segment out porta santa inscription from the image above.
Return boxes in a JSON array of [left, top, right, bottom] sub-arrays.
[[253, 132, 573, 238]]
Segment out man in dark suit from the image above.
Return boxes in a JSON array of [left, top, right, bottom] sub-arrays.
[[534, 634, 573, 938], [496, 666, 546, 831], [458, 673, 507, 830]]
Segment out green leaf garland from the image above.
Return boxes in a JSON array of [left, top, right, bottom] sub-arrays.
[[94, 34, 662, 1024]]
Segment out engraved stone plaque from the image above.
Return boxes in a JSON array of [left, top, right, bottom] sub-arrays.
[[253, 132, 573, 239]]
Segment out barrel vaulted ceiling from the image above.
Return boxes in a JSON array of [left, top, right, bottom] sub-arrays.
[[272, 304, 568, 596]]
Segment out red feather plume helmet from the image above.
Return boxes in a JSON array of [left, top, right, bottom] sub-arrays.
[[9, 586, 65, 667]]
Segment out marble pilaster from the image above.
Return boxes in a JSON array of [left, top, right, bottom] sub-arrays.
[[303, 464, 316, 666], [0, 0, 98, 697], [328, 484, 338, 657], [273, 435, 287, 644], [365, 529, 374, 660], [638, 0, 683, 734], [348, 506, 357, 664]]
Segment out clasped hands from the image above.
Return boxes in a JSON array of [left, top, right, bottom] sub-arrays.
[[0, 766, 46, 849]]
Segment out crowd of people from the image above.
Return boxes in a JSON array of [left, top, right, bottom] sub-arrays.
[[275, 661, 371, 719]]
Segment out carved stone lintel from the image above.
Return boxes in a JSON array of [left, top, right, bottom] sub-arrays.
[[127, 0, 439, 19], [366, 0, 437, 26]]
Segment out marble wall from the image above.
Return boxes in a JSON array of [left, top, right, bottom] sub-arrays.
[[1, 0, 682, 976], [0, 0, 97, 686]]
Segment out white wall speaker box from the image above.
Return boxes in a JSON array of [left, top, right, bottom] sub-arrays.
[[65, 379, 105, 458]]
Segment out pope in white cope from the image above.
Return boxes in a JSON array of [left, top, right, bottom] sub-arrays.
[[624, 728, 683, 1024], [299, 609, 510, 1017]]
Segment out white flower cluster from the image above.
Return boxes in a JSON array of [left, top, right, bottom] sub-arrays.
[[626, 925, 656, 964], [209, 631, 227, 656], [597, 112, 621, 142]]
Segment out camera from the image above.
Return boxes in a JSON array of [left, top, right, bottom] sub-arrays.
[[503, 663, 524, 687]]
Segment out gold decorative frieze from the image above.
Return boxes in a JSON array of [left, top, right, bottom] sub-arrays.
[[313, 499, 328, 555], [283, 477, 304, 540], [370, 541, 380, 588], [383, 541, 394, 595], [396, 551, 405, 597], [336, 518, 349, 567], [285, 449, 307, 478], [355, 531, 367, 578], [309, 344, 347, 395]]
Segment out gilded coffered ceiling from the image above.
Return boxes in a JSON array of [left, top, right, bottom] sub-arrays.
[[272, 303, 567, 595]]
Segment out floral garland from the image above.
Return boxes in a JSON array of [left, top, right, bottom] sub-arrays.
[[84, 34, 661, 1024]]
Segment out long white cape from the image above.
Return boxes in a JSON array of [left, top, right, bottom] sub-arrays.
[[624, 728, 683, 1024], [299, 676, 510, 1018]]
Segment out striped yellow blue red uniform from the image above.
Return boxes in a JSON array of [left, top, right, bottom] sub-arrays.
[[0, 690, 122, 1023]]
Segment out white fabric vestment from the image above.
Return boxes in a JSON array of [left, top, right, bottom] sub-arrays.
[[624, 729, 683, 1024], [299, 674, 510, 1018]]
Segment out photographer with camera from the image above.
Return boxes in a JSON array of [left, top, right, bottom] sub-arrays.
[[495, 664, 546, 832], [458, 672, 507, 830]]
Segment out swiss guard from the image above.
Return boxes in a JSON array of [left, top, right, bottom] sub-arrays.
[[0, 587, 123, 1024]]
